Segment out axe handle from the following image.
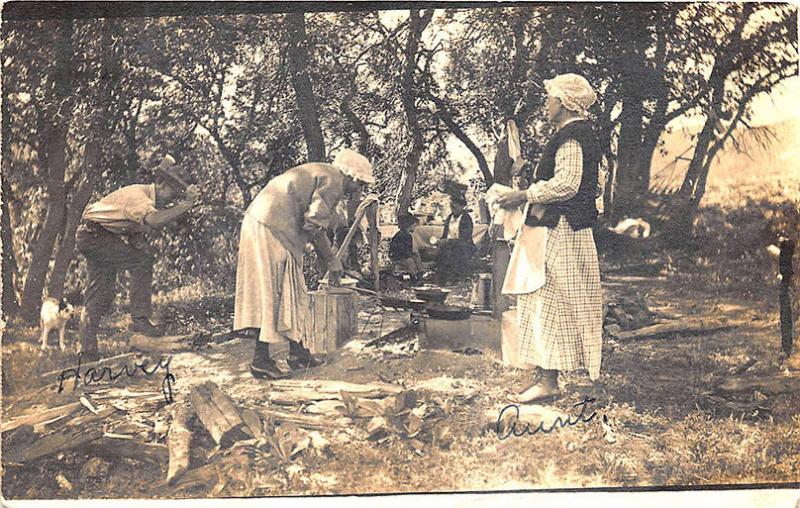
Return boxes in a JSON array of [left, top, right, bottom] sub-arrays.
[[335, 203, 370, 262], [323, 198, 376, 283]]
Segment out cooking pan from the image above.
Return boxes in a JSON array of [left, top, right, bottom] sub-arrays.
[[425, 304, 472, 320], [379, 296, 428, 311], [413, 286, 451, 304]]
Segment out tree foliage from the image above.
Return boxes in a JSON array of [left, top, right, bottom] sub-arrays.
[[2, 4, 796, 319]]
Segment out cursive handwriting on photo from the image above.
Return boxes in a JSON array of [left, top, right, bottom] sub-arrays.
[[495, 396, 599, 440], [56, 353, 176, 403]]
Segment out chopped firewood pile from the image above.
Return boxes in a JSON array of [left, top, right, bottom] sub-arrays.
[[2, 372, 470, 493]]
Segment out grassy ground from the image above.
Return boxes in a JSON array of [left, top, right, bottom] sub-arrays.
[[3, 177, 800, 498]]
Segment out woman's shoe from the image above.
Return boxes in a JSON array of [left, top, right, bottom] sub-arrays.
[[287, 351, 326, 371], [287, 341, 325, 371], [250, 360, 290, 380], [508, 381, 561, 404]]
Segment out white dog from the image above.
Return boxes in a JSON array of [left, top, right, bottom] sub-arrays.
[[40, 296, 76, 351]]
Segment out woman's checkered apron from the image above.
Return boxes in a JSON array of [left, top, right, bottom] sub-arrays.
[[516, 214, 602, 379]]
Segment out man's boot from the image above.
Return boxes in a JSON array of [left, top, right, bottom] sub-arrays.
[[130, 317, 164, 336], [78, 310, 101, 363]]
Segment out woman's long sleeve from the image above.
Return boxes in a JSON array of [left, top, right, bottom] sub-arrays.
[[526, 139, 583, 204]]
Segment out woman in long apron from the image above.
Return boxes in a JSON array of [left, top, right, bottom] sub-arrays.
[[497, 73, 603, 403]]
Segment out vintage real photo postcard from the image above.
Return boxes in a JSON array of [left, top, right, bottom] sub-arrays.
[[1, 0, 799, 503]]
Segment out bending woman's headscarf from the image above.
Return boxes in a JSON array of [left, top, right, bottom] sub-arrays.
[[544, 74, 597, 118]]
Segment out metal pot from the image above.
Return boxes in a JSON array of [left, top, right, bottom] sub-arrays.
[[470, 273, 493, 310]]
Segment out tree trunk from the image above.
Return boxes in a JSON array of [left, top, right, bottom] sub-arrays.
[[637, 118, 664, 196], [395, 9, 433, 216], [47, 175, 94, 301], [667, 117, 716, 233], [508, 11, 528, 126], [2, 176, 20, 318], [20, 18, 74, 322], [285, 12, 326, 162], [48, 20, 120, 301], [612, 91, 646, 220]]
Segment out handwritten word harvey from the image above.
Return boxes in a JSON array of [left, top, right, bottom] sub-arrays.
[[56, 353, 176, 403], [495, 397, 598, 440]]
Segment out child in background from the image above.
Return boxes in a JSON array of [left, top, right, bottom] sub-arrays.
[[390, 212, 423, 283]]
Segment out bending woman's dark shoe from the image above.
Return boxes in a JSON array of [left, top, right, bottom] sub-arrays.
[[287, 340, 325, 371], [251, 341, 290, 380]]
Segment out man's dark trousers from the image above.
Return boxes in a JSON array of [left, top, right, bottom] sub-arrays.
[[76, 223, 153, 352]]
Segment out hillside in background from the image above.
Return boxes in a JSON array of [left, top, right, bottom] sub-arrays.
[[650, 116, 800, 202]]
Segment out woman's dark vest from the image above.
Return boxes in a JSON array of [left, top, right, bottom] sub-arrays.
[[525, 120, 600, 231]]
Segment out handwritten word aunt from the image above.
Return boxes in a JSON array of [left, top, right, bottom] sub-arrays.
[[495, 397, 598, 440]]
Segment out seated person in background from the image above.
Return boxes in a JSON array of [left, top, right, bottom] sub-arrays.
[[435, 194, 476, 282], [390, 212, 423, 283]]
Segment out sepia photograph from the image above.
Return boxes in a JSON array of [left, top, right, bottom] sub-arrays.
[[1, 0, 799, 502]]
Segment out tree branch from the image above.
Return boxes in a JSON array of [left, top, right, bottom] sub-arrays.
[[427, 92, 493, 184]]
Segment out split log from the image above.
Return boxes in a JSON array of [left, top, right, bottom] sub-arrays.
[[268, 389, 400, 406], [167, 401, 194, 484], [305, 399, 346, 415], [716, 373, 800, 395], [704, 394, 772, 417], [260, 409, 354, 431], [165, 449, 250, 494], [267, 379, 403, 396], [2, 401, 82, 433], [164, 459, 219, 493], [306, 395, 399, 418], [4, 426, 104, 465], [83, 437, 168, 466], [240, 408, 265, 440], [728, 358, 758, 376], [611, 318, 735, 341], [188, 381, 247, 447]]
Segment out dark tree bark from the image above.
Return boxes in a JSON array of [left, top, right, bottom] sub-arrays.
[[428, 93, 493, 185], [341, 92, 371, 156], [47, 170, 95, 301], [608, 5, 655, 221], [48, 20, 121, 301], [20, 18, 74, 322], [395, 9, 434, 216], [2, 176, 20, 318], [286, 12, 326, 162], [613, 91, 646, 219]]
